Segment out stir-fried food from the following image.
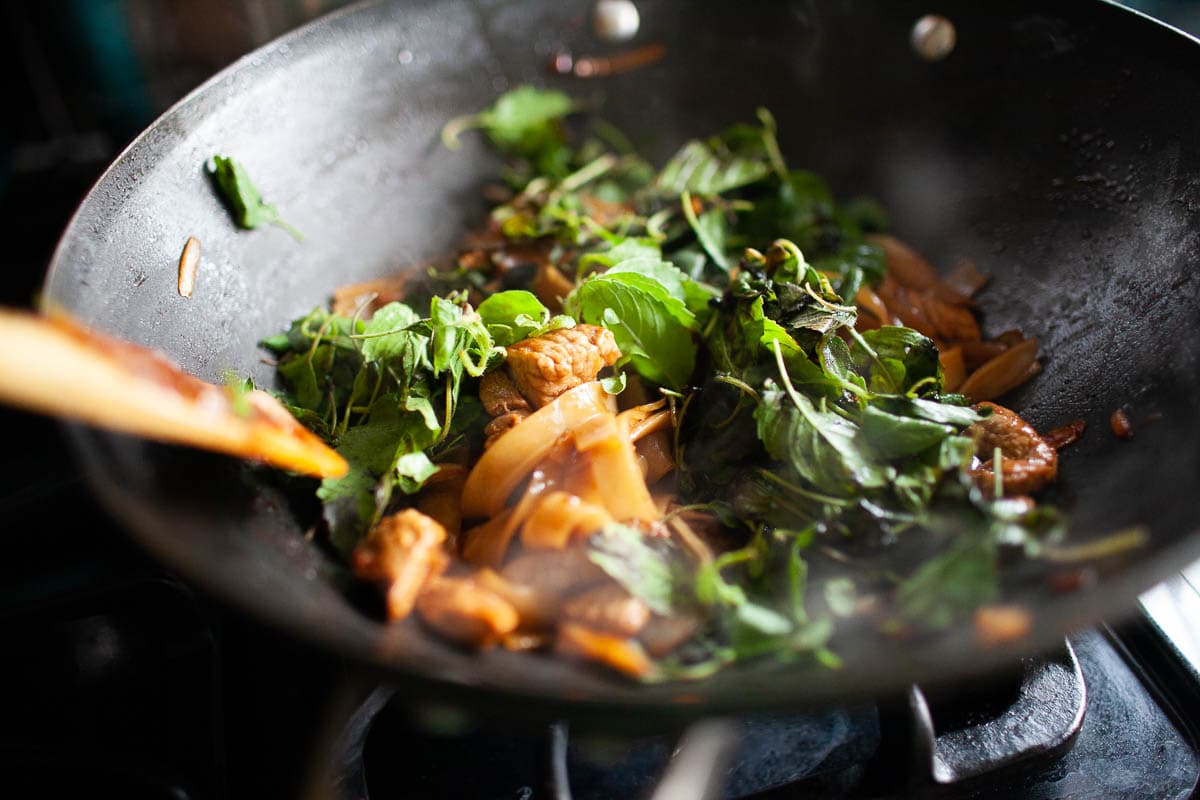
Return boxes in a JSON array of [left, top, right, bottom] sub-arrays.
[[257, 87, 1103, 681]]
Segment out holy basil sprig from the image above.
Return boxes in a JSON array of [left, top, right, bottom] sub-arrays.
[[263, 293, 508, 552]]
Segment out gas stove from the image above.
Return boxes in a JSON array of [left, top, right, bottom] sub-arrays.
[[3, 1, 1199, 798]]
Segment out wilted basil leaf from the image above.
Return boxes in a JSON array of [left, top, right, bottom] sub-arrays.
[[206, 155, 301, 239]]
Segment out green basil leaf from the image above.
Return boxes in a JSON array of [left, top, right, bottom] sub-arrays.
[[476, 290, 553, 347], [567, 275, 697, 390], [858, 404, 954, 459], [360, 302, 425, 364], [681, 191, 731, 271], [588, 523, 681, 615], [656, 140, 771, 196], [395, 451, 439, 494], [755, 383, 889, 494], [206, 155, 301, 239]]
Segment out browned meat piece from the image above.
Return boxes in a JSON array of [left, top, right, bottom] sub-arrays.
[[561, 584, 650, 637], [968, 402, 1057, 496], [416, 465, 468, 546], [505, 325, 620, 408], [479, 370, 532, 416], [483, 411, 529, 449], [416, 576, 519, 648], [352, 509, 449, 620], [479, 369, 532, 447], [639, 613, 702, 658], [501, 546, 609, 601], [474, 568, 558, 628]]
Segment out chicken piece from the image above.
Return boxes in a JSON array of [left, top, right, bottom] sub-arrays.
[[483, 411, 529, 449], [505, 325, 621, 408], [416, 465, 467, 545], [639, 613, 702, 658], [967, 402, 1058, 496], [474, 568, 558, 628], [352, 509, 449, 620], [415, 575, 519, 648], [479, 370, 532, 416], [561, 584, 651, 637], [480, 370, 532, 448], [501, 546, 609, 601]]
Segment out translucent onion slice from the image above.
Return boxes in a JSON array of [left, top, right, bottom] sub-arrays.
[[853, 286, 891, 331], [959, 337, 1039, 402], [619, 399, 672, 442], [461, 381, 615, 518], [868, 233, 941, 291], [635, 430, 675, 484], [585, 412, 660, 523], [520, 491, 613, 550], [555, 622, 654, 678], [0, 309, 346, 478], [939, 345, 967, 393]]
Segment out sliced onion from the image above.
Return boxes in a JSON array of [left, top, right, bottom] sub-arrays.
[[585, 413, 660, 522], [555, 622, 653, 678], [853, 286, 890, 331], [939, 345, 967, 393], [959, 338, 1039, 401], [944, 258, 991, 297], [868, 234, 941, 291], [461, 381, 615, 518], [474, 567, 557, 629], [617, 399, 670, 442], [520, 491, 613, 550], [635, 430, 675, 484]]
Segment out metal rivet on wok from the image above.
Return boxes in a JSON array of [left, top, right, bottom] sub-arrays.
[[593, 0, 640, 43], [911, 14, 956, 61]]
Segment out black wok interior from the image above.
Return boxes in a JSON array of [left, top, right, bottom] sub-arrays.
[[43, 0, 1200, 722]]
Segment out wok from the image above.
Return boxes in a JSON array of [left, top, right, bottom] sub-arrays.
[[41, 0, 1200, 724]]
